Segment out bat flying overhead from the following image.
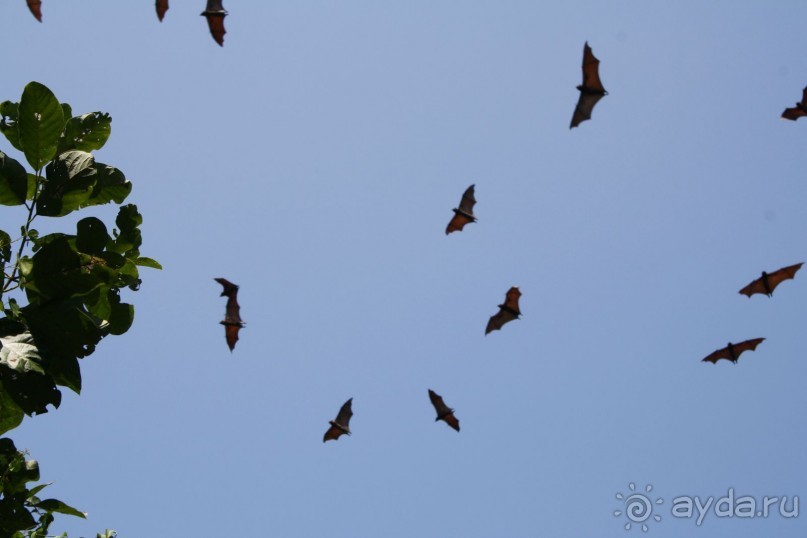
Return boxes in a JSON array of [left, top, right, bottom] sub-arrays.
[[485, 286, 521, 335], [201, 0, 228, 46], [781, 87, 807, 121], [701, 338, 765, 364], [739, 263, 803, 297], [215, 278, 244, 352], [156, 0, 169, 22], [323, 398, 353, 442], [570, 42, 607, 129], [428, 389, 460, 432], [27, 0, 42, 22], [446, 184, 477, 235]]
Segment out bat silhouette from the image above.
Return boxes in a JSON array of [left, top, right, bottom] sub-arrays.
[[323, 398, 353, 442], [446, 184, 477, 235], [27, 0, 42, 22], [215, 277, 244, 352], [739, 263, 803, 297], [156, 0, 169, 22], [201, 0, 227, 47], [486, 286, 521, 335], [701, 338, 765, 364], [428, 389, 460, 432], [781, 87, 807, 121], [570, 42, 607, 129]]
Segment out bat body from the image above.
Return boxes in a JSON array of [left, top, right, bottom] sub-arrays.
[[323, 398, 353, 442], [446, 184, 477, 235], [702, 338, 765, 364], [485, 286, 521, 335], [781, 87, 807, 121], [156, 0, 169, 22], [215, 277, 244, 352], [570, 42, 607, 129], [27, 0, 42, 22], [739, 263, 803, 297], [201, 0, 228, 47], [428, 389, 460, 432]]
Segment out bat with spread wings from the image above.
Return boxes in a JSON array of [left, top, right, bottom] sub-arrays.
[[739, 263, 803, 297], [215, 278, 244, 352], [485, 286, 521, 335], [781, 87, 807, 121], [570, 42, 607, 129], [27, 0, 42, 22], [156, 0, 169, 22], [428, 389, 460, 432], [701, 338, 765, 364], [446, 184, 477, 235], [201, 0, 228, 46], [323, 398, 353, 442]]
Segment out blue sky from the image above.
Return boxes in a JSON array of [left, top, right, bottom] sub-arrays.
[[3, 2, 806, 537]]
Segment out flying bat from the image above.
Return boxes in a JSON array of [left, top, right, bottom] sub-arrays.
[[446, 184, 477, 235], [739, 263, 803, 297], [570, 42, 607, 129], [27, 0, 42, 22], [156, 0, 169, 22], [428, 389, 460, 432], [485, 286, 521, 335], [701, 338, 765, 364], [323, 398, 353, 442], [201, 0, 228, 46], [781, 87, 807, 121], [215, 277, 244, 352]]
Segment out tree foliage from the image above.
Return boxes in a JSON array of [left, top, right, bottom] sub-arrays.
[[0, 81, 158, 536]]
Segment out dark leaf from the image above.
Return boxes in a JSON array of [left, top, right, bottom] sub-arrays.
[[0, 151, 28, 206]]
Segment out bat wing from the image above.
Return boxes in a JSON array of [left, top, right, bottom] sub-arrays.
[[324, 398, 353, 442], [581, 42, 605, 92], [503, 287, 522, 314], [570, 92, 605, 129], [222, 323, 240, 352], [485, 287, 521, 334], [335, 398, 353, 428], [201, 1, 228, 47], [429, 390, 460, 432], [27, 0, 42, 22], [216, 278, 243, 351], [781, 107, 807, 121], [323, 424, 345, 442], [446, 184, 477, 235], [225, 294, 242, 324], [156, 0, 169, 21], [738, 275, 768, 297], [215, 277, 238, 296], [766, 263, 803, 293], [702, 338, 765, 364]]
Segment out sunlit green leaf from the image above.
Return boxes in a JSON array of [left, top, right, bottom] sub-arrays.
[[59, 112, 111, 154], [0, 100, 22, 151], [18, 82, 64, 171], [135, 257, 162, 269], [0, 330, 45, 374], [34, 499, 87, 519]]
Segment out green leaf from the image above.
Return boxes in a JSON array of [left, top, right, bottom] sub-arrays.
[[76, 217, 109, 256], [58, 112, 111, 154], [135, 257, 162, 269], [0, 151, 28, 206], [0, 229, 11, 263], [18, 82, 64, 171], [0, 389, 24, 435], [36, 150, 96, 217], [0, 365, 61, 416], [33, 499, 87, 519], [85, 163, 131, 206], [0, 100, 22, 151], [0, 330, 45, 374], [107, 289, 134, 335], [26, 173, 37, 200]]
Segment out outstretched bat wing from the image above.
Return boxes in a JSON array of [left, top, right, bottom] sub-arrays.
[[156, 0, 169, 21], [485, 287, 521, 334], [702, 338, 765, 364], [201, 0, 228, 46], [428, 389, 460, 432], [570, 42, 607, 129], [446, 184, 477, 235], [739, 263, 803, 297], [570, 93, 605, 129], [781, 87, 807, 121], [323, 398, 353, 442], [215, 278, 244, 351], [27, 0, 42, 22]]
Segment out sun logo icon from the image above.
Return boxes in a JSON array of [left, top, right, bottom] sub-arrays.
[[614, 482, 663, 532]]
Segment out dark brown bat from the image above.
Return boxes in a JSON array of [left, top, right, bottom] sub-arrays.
[[201, 0, 228, 47], [215, 277, 244, 351], [701, 338, 765, 364], [446, 184, 477, 235], [27, 0, 42, 22], [485, 286, 521, 335], [739, 263, 803, 297], [428, 389, 460, 432], [781, 87, 807, 121], [156, 0, 169, 22], [323, 398, 353, 442], [570, 42, 607, 129]]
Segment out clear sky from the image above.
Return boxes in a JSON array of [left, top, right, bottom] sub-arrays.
[[3, 2, 806, 537]]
